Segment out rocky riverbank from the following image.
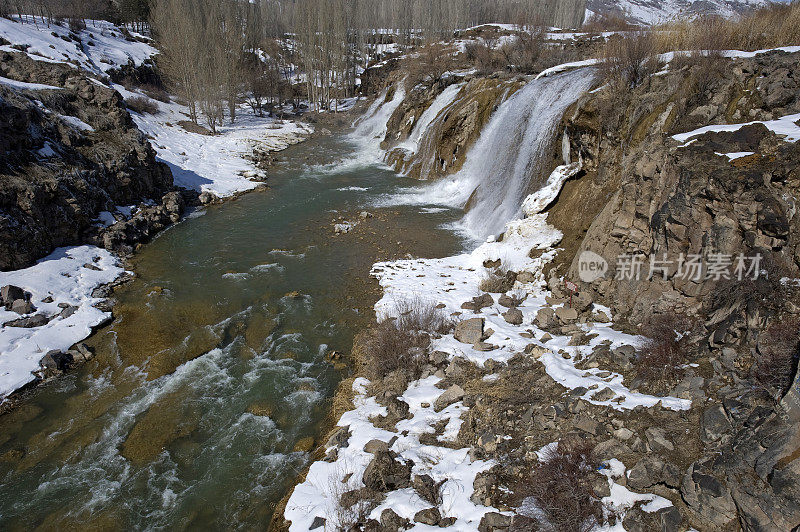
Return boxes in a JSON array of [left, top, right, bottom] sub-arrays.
[[0, 41, 315, 404], [276, 48, 800, 531]]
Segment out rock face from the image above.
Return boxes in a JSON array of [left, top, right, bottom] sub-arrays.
[[383, 76, 524, 180], [0, 51, 176, 270], [541, 51, 800, 531]]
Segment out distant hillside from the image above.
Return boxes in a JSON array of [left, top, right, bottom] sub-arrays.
[[587, 0, 770, 24]]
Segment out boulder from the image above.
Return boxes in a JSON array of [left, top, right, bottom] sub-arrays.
[[434, 384, 465, 412], [39, 350, 73, 372], [380, 509, 409, 532], [628, 456, 682, 490], [1, 285, 25, 306], [502, 307, 523, 325], [461, 293, 494, 312], [498, 294, 525, 308], [478, 512, 512, 531], [362, 450, 412, 491], [534, 307, 557, 329], [555, 306, 578, 323], [4, 313, 49, 328], [364, 439, 390, 454], [413, 507, 441, 526], [10, 299, 36, 315], [455, 318, 484, 344], [413, 474, 442, 505]]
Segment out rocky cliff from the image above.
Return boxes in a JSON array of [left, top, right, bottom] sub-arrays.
[[0, 50, 180, 271], [538, 50, 800, 530]]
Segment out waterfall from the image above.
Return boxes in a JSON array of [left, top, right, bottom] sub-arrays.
[[396, 82, 464, 156], [458, 69, 594, 238], [394, 69, 594, 240], [350, 84, 406, 155]]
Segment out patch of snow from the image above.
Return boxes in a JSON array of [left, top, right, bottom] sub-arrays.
[[0, 76, 62, 91], [114, 84, 313, 197], [0, 16, 157, 75], [58, 114, 94, 132], [0, 246, 123, 399], [672, 112, 800, 144], [716, 151, 755, 160]]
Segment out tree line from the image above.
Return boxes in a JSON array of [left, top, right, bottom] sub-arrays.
[[2, 0, 586, 133]]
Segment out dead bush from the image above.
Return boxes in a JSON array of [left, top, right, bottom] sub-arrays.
[[499, 27, 546, 74], [125, 96, 159, 115], [710, 252, 799, 318], [582, 13, 634, 33], [516, 437, 604, 532], [465, 39, 504, 74], [598, 31, 661, 92], [635, 313, 702, 388], [479, 267, 517, 293], [404, 43, 454, 89], [359, 299, 453, 381], [752, 319, 800, 400], [142, 84, 171, 103], [653, 2, 800, 53]]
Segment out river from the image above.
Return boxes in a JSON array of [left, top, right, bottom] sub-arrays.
[[0, 132, 465, 530]]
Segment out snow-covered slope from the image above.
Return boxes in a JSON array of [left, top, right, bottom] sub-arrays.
[[0, 15, 155, 75], [587, 0, 769, 25]]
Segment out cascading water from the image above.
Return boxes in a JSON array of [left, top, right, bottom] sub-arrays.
[[396, 82, 464, 156], [386, 68, 594, 241], [349, 83, 407, 159]]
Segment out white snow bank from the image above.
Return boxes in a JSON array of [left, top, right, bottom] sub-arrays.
[[114, 84, 313, 197], [672, 112, 800, 144], [0, 16, 156, 75], [536, 58, 600, 79], [0, 246, 123, 399], [0, 76, 62, 91]]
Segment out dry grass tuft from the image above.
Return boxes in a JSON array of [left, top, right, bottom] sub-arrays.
[[125, 95, 159, 115], [753, 319, 800, 400], [635, 313, 701, 388], [479, 267, 517, 293], [598, 31, 661, 92], [357, 299, 453, 381], [516, 437, 605, 532]]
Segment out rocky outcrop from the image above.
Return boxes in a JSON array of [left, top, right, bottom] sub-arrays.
[[0, 50, 176, 270], [383, 76, 523, 180], [540, 50, 800, 530]]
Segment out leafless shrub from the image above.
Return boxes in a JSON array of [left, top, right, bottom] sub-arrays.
[[582, 13, 634, 33], [500, 26, 546, 73], [404, 42, 455, 89], [635, 313, 701, 388], [710, 253, 798, 318], [517, 438, 604, 532], [142, 84, 170, 103], [753, 319, 800, 400], [599, 31, 661, 92], [125, 95, 158, 115], [479, 267, 516, 293], [359, 299, 453, 381]]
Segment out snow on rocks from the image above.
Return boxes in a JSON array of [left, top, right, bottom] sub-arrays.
[[0, 16, 156, 75], [0, 246, 124, 399], [285, 176, 691, 528], [672, 112, 800, 145]]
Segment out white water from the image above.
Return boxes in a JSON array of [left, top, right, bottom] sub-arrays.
[[384, 69, 595, 241], [396, 83, 464, 156], [349, 84, 407, 159]]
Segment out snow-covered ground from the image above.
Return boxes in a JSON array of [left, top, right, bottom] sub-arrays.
[[284, 162, 688, 529], [0, 16, 155, 75], [0, 247, 123, 399], [117, 83, 314, 197]]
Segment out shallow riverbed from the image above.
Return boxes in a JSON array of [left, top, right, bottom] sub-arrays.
[[0, 132, 465, 530]]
